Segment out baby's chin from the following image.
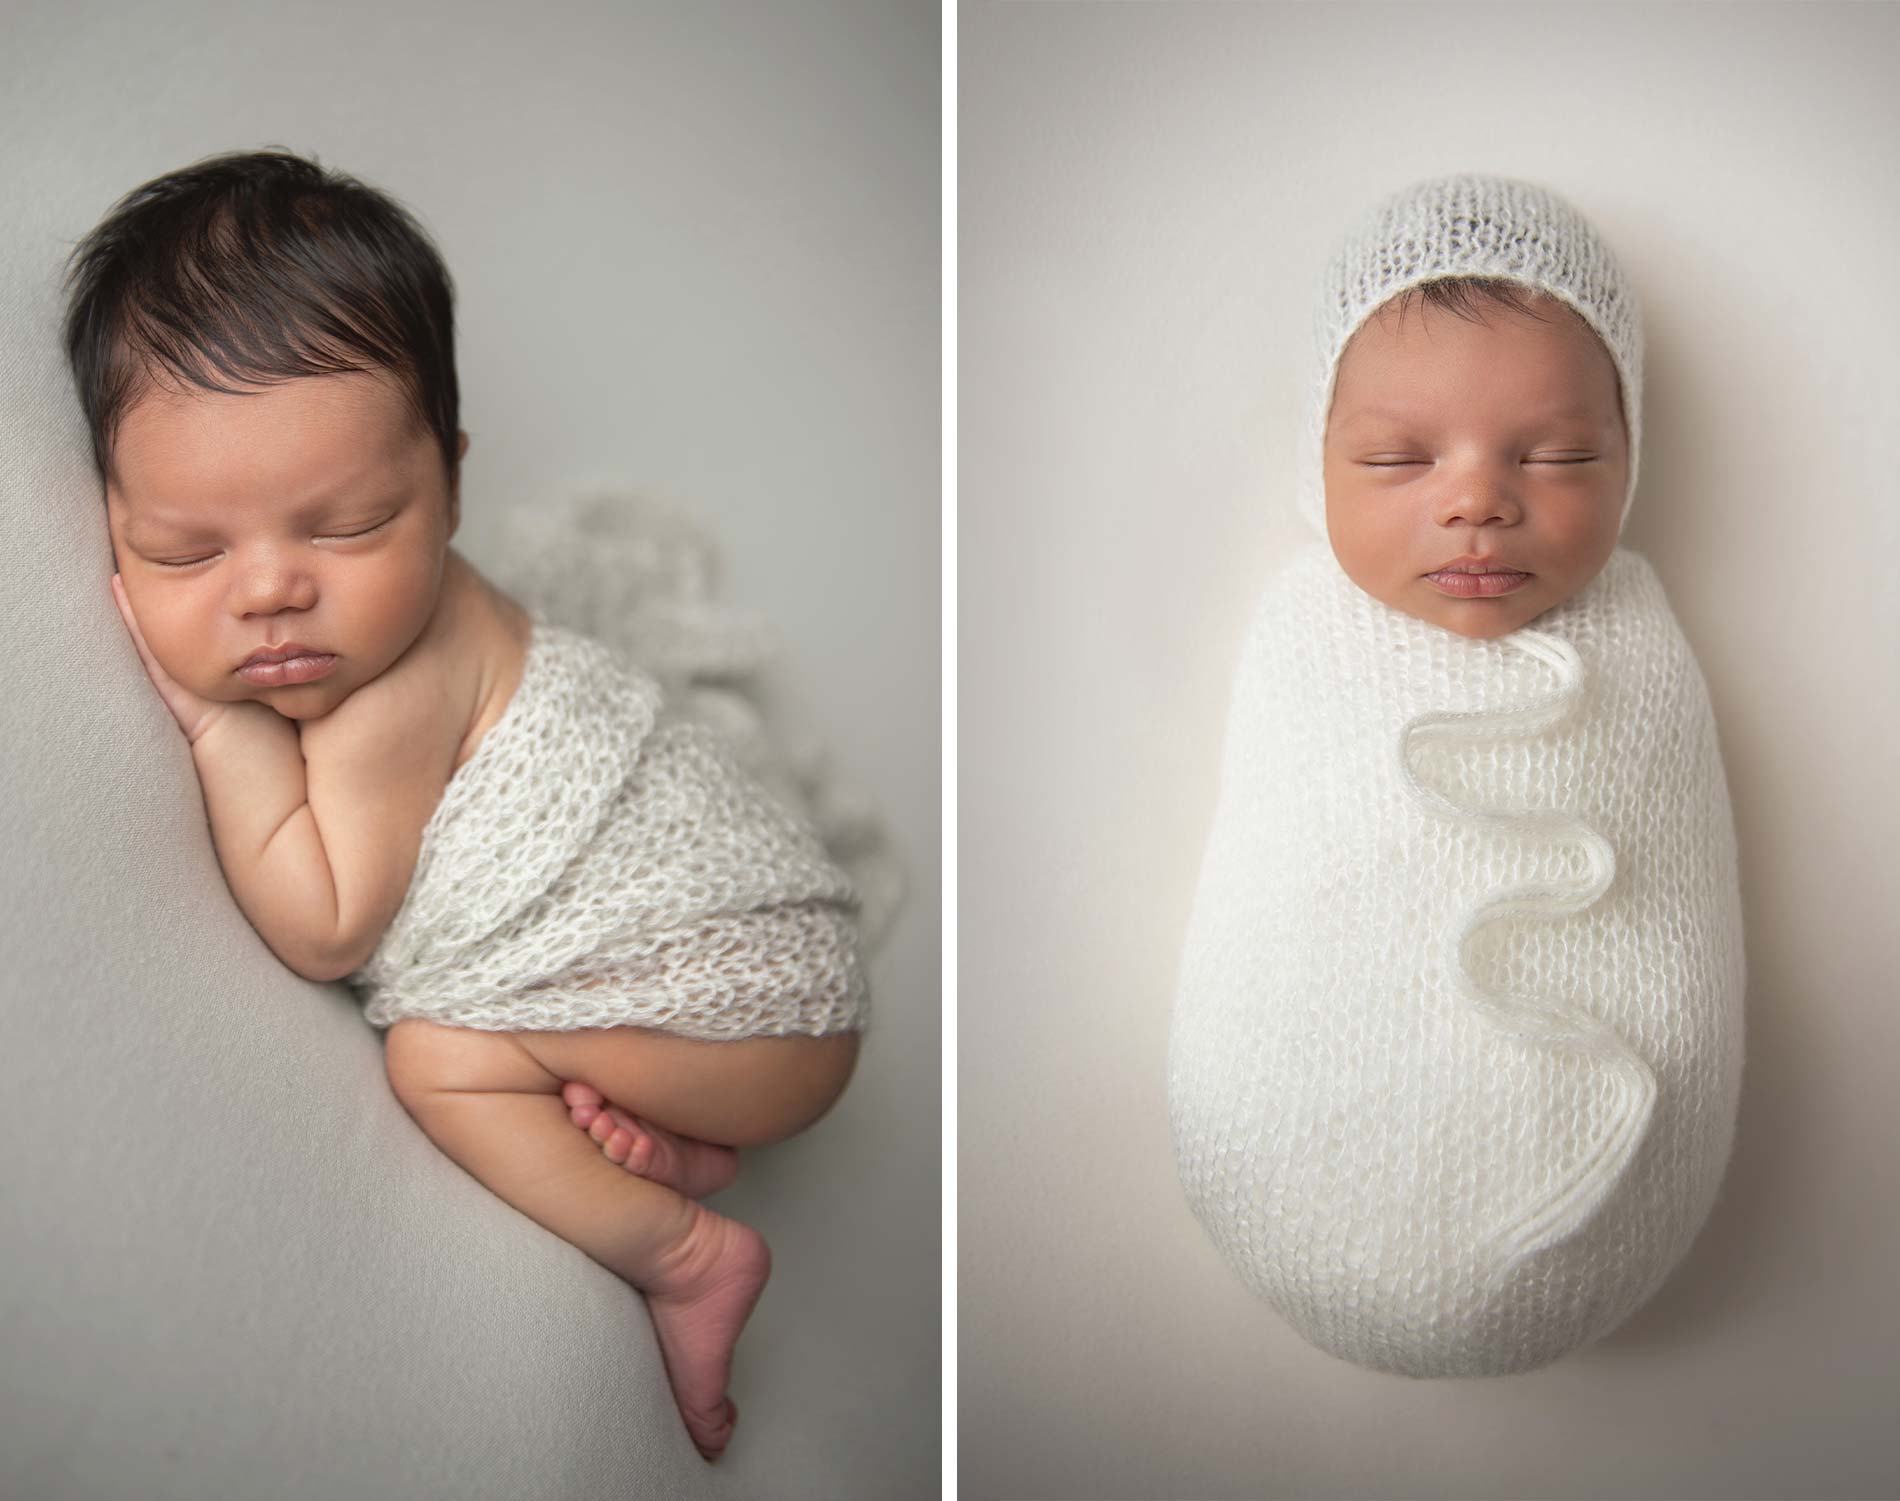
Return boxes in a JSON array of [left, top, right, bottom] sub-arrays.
[[251, 688, 346, 721], [207, 673, 351, 722]]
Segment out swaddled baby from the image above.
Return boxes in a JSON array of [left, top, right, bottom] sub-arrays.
[[1168, 174, 1745, 1377], [68, 149, 883, 1460]]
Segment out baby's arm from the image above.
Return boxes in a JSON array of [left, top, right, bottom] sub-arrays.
[[192, 685, 454, 983], [189, 706, 349, 980], [110, 574, 438, 982]]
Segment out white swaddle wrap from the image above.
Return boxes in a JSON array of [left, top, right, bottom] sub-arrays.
[[345, 489, 902, 1040], [1167, 174, 1746, 1376], [1169, 541, 1744, 1376]]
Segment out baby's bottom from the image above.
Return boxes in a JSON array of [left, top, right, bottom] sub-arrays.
[[381, 1019, 860, 1461]]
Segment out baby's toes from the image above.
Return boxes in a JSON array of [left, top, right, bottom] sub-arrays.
[[568, 1092, 671, 1180], [591, 1114, 635, 1164], [602, 1115, 659, 1172], [603, 1108, 659, 1174], [605, 1106, 640, 1136], [563, 1080, 606, 1128]]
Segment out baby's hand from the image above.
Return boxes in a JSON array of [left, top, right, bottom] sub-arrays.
[[110, 572, 227, 745]]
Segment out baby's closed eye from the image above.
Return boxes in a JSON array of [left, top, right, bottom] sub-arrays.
[[146, 516, 396, 569]]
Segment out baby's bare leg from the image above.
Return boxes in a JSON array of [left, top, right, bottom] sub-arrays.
[[382, 1020, 781, 1461]]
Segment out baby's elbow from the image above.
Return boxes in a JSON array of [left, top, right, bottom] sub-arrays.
[[278, 930, 370, 984], [301, 951, 362, 985]]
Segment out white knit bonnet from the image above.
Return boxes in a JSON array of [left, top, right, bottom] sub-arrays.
[[1294, 173, 1645, 543]]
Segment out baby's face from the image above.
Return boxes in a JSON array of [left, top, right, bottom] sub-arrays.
[[104, 369, 465, 722], [1321, 291, 1628, 640]]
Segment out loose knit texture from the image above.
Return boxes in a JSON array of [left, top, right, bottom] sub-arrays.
[[344, 490, 897, 1040], [1168, 174, 1745, 1377], [1168, 544, 1745, 1377]]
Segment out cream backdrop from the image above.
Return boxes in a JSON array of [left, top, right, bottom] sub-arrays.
[[959, 3, 1899, 1498]]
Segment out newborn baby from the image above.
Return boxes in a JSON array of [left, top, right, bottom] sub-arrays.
[[1168, 174, 1746, 1377], [68, 149, 870, 1459]]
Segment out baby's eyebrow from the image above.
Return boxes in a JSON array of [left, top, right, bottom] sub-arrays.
[[118, 511, 196, 544]]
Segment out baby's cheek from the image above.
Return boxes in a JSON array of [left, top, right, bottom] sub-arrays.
[[145, 621, 237, 701]]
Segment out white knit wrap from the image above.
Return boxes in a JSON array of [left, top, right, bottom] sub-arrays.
[[1168, 544, 1745, 1376], [476, 488, 904, 958], [343, 490, 896, 1040], [1169, 175, 1746, 1376]]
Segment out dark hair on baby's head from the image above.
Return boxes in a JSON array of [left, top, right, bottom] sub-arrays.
[[60, 146, 460, 493], [1379, 274, 1557, 334]]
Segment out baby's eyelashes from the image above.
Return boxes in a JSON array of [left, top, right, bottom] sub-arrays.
[[1356, 456, 1598, 467]]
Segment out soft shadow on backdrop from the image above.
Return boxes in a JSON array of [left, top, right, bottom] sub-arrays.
[[0, 2, 939, 1497], [960, 2, 1898, 1498]]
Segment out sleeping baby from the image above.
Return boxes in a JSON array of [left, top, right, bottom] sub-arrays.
[[1168, 174, 1746, 1378], [67, 148, 875, 1460]]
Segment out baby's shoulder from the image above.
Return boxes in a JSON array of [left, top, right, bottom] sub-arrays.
[[446, 564, 534, 774]]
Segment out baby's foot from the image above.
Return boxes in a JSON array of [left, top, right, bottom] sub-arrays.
[[561, 1081, 740, 1198], [644, 1202, 772, 1462]]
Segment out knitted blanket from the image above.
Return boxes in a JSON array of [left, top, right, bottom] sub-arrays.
[[345, 613, 867, 1038], [478, 488, 904, 955], [1167, 542, 1745, 1377], [343, 490, 893, 1040]]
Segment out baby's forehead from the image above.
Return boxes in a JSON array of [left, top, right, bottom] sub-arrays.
[[125, 366, 400, 422], [115, 371, 415, 472]]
